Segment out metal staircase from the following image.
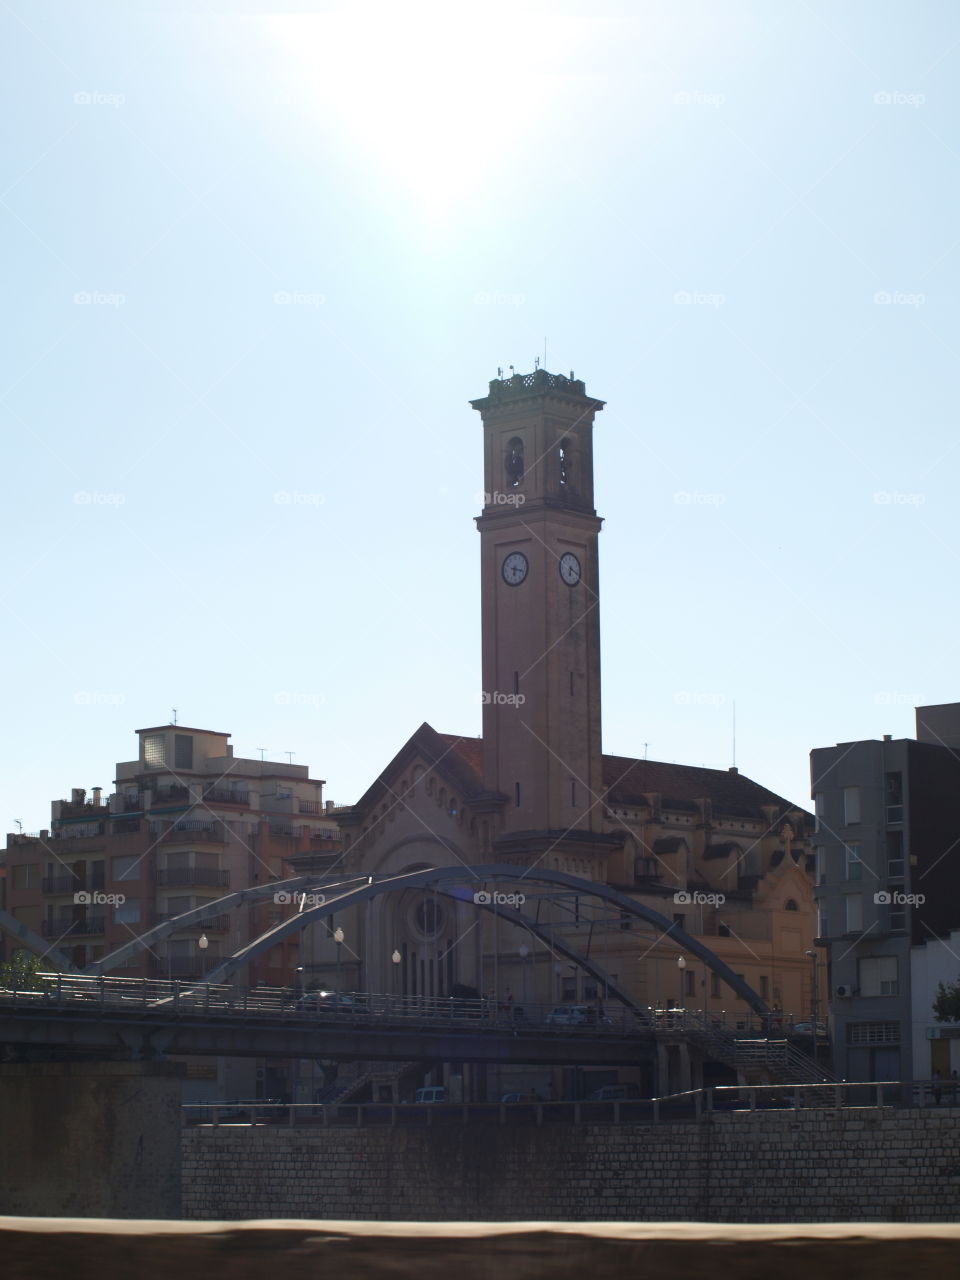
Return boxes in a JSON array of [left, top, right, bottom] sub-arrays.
[[668, 1011, 840, 1084]]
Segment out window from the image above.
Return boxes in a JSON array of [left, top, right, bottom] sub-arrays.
[[619, 909, 632, 931], [885, 772, 903, 823], [684, 970, 695, 997], [143, 734, 166, 768], [114, 899, 140, 925], [843, 786, 861, 825], [815, 847, 826, 886], [845, 843, 863, 881], [112, 855, 140, 885], [844, 893, 863, 933], [710, 972, 720, 997], [817, 905, 829, 940], [561, 976, 577, 1002], [814, 793, 824, 834], [858, 955, 898, 997], [505, 437, 524, 487], [673, 913, 685, 930], [174, 734, 194, 770], [11, 864, 40, 890], [888, 900, 906, 931], [886, 830, 905, 880], [558, 437, 570, 487], [847, 1021, 899, 1045]]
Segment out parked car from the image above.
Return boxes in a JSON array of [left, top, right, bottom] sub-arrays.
[[297, 991, 369, 1014], [789, 1021, 827, 1038], [413, 1086, 447, 1104], [500, 1092, 524, 1104], [545, 1005, 611, 1027], [586, 1084, 641, 1102]]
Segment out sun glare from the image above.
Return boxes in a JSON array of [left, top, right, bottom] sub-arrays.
[[258, 3, 586, 223]]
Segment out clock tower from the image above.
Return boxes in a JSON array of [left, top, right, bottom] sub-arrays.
[[471, 368, 606, 843]]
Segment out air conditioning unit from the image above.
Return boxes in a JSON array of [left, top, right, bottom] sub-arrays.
[[835, 984, 854, 998]]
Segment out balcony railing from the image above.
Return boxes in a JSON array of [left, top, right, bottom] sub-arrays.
[[153, 912, 230, 933], [111, 819, 141, 834], [159, 820, 226, 843], [152, 785, 190, 803], [269, 823, 303, 838], [54, 823, 105, 840], [42, 871, 105, 895], [203, 788, 249, 806], [298, 800, 322, 815], [121, 796, 143, 813], [42, 916, 106, 937], [154, 867, 229, 888]]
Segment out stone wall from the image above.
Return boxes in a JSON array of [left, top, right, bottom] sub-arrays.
[[183, 1106, 960, 1222], [0, 1062, 183, 1218]]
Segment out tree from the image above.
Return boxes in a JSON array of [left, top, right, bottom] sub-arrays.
[[932, 978, 960, 1023], [0, 949, 46, 992]]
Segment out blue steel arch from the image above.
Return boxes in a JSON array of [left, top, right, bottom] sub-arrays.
[[197, 864, 770, 1016]]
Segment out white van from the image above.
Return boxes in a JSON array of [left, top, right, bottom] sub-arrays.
[[414, 1086, 446, 1104]]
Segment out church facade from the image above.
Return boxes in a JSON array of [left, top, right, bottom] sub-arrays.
[[296, 369, 820, 1094]]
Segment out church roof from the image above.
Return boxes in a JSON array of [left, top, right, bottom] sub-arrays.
[[343, 725, 809, 827]]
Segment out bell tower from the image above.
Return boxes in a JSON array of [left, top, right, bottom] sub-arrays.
[[471, 368, 605, 839]]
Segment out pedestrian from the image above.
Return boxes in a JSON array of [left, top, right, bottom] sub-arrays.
[[932, 1068, 942, 1105]]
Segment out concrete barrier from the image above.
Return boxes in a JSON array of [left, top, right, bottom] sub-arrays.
[[4, 1219, 960, 1279]]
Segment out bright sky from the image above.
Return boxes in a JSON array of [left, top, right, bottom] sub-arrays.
[[4, 0, 960, 831]]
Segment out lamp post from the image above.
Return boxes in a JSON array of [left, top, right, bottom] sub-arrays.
[[806, 948, 818, 1068], [391, 949, 402, 1003], [198, 933, 209, 980], [334, 927, 344, 992], [677, 955, 687, 1011], [519, 943, 529, 1010]]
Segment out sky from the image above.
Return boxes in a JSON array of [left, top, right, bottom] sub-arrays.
[[3, 0, 960, 832]]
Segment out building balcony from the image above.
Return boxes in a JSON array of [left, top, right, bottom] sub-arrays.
[[298, 800, 322, 815], [110, 819, 141, 835], [203, 787, 250, 806], [151, 785, 191, 804], [121, 796, 143, 813], [153, 912, 230, 933], [53, 823, 105, 840], [42, 916, 105, 937], [269, 823, 303, 838], [158, 819, 227, 844], [42, 871, 105, 895], [154, 867, 229, 888]]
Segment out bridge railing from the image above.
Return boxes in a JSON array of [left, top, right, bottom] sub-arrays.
[[181, 1081, 954, 1129], [3, 975, 647, 1033]]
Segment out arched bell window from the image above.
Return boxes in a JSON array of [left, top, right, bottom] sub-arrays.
[[558, 437, 571, 487], [505, 437, 524, 488]]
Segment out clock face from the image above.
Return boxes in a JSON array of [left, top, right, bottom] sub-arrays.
[[502, 551, 529, 586], [559, 552, 582, 586]]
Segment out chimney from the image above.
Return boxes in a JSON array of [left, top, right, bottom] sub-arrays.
[[883, 734, 892, 742], [92, 787, 103, 806], [71, 788, 86, 805]]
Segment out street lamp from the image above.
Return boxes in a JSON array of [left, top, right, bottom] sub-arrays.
[[334, 927, 344, 992], [198, 933, 209, 980], [806, 948, 819, 1068], [519, 943, 529, 1009], [391, 949, 402, 1000], [677, 955, 687, 1009]]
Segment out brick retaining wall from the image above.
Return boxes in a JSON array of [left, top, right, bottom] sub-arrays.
[[182, 1106, 960, 1222]]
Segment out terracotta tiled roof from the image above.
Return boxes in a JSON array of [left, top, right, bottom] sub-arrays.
[[603, 755, 807, 819], [436, 733, 484, 780]]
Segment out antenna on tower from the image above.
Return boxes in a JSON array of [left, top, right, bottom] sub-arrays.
[[172, 708, 177, 725], [256, 747, 266, 761], [643, 743, 649, 760], [285, 751, 295, 764], [731, 700, 737, 768], [14, 819, 22, 834], [534, 356, 539, 370], [544, 337, 547, 368]]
